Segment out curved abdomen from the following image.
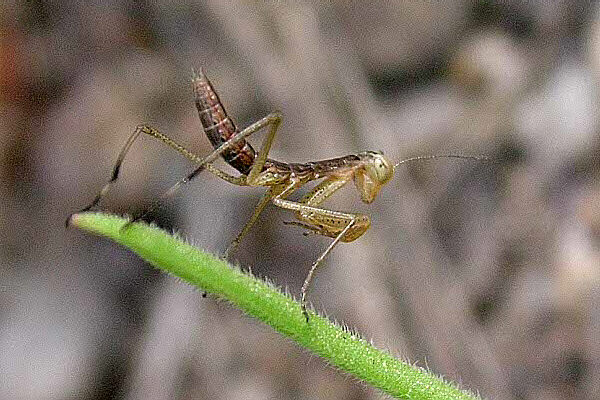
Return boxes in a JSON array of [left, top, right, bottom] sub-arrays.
[[192, 71, 256, 175]]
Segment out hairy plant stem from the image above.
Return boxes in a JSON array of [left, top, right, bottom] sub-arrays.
[[70, 212, 480, 400]]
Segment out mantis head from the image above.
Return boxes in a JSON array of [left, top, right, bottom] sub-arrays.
[[353, 152, 489, 204], [354, 151, 395, 203]]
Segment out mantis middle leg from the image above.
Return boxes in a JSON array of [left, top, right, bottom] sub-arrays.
[[220, 111, 287, 257]]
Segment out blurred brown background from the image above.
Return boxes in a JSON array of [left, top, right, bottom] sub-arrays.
[[2, 1, 600, 399]]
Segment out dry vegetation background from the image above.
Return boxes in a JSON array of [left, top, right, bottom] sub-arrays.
[[2, 1, 600, 399]]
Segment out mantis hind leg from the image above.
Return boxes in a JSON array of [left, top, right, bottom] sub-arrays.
[[71, 124, 148, 217], [66, 124, 244, 226], [68, 124, 201, 222], [119, 111, 282, 229]]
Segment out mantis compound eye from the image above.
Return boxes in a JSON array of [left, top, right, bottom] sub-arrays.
[[368, 153, 395, 185]]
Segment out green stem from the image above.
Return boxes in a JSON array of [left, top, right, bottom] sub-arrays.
[[70, 212, 480, 400]]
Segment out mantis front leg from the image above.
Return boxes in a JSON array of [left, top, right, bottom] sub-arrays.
[[272, 178, 371, 321]]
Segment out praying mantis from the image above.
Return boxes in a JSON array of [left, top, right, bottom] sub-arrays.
[[71, 70, 487, 321]]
